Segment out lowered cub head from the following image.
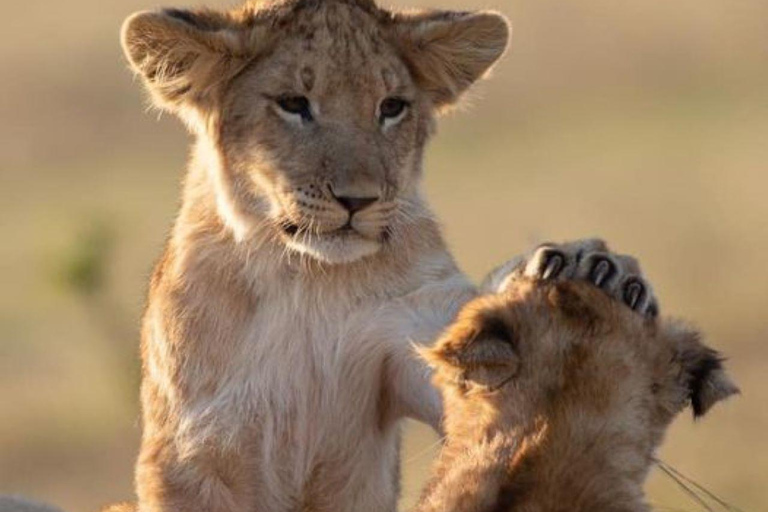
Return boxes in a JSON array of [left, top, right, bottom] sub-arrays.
[[423, 280, 738, 512], [121, 0, 510, 263]]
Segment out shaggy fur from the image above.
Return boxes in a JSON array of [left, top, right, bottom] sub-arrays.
[[417, 278, 738, 512], [1, 275, 734, 512], [118, 1, 510, 511]]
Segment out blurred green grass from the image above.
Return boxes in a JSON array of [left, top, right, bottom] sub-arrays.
[[1, 0, 767, 511]]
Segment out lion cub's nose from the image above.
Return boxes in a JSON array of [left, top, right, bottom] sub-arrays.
[[333, 195, 379, 214]]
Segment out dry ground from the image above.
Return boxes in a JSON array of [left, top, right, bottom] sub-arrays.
[[1, 0, 766, 510]]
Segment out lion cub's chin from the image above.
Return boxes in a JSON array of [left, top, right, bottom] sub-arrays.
[[284, 230, 383, 265]]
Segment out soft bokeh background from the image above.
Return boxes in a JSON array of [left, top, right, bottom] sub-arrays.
[[2, 0, 766, 510]]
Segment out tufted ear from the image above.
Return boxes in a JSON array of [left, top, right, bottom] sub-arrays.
[[424, 298, 520, 389], [121, 9, 261, 120], [393, 11, 510, 110], [674, 328, 739, 418]]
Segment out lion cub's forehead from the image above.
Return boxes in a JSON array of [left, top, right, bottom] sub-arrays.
[[478, 287, 662, 363], [266, 2, 410, 96]]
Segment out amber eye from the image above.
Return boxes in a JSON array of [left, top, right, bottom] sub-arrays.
[[379, 97, 410, 124], [276, 95, 313, 122]]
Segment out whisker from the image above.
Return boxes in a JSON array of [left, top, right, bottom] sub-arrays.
[[655, 460, 746, 512], [649, 502, 696, 512], [655, 460, 717, 512], [403, 435, 447, 466]]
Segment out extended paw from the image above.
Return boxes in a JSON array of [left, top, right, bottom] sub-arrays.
[[522, 239, 659, 318]]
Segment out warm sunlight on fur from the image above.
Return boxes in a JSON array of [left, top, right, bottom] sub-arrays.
[[121, 0, 509, 263], [416, 278, 738, 512], [113, 1, 510, 511]]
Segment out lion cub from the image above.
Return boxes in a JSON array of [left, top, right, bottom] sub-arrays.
[[418, 278, 738, 512], [116, 1, 511, 511]]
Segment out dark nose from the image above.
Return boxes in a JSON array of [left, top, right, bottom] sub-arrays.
[[333, 195, 379, 214]]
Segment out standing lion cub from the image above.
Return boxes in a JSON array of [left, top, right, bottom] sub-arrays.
[[110, 0, 659, 511]]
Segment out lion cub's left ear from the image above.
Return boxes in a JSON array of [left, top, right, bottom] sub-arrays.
[[393, 10, 511, 109], [423, 297, 520, 385]]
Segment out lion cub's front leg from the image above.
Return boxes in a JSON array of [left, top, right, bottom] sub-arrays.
[[485, 238, 659, 317]]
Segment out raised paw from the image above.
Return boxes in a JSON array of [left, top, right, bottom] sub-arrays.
[[522, 239, 659, 318]]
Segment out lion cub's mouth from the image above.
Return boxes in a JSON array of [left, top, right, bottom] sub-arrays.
[[278, 219, 387, 264], [281, 222, 364, 239]]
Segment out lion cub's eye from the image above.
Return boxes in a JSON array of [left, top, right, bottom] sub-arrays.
[[276, 95, 313, 122], [379, 97, 410, 126]]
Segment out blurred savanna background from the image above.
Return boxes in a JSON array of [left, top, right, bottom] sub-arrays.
[[1, 0, 767, 510]]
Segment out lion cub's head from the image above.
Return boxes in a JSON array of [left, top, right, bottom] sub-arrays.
[[423, 280, 738, 510], [120, 0, 509, 263]]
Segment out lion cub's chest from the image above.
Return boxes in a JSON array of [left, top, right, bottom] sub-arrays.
[[239, 291, 388, 403], [208, 290, 401, 507]]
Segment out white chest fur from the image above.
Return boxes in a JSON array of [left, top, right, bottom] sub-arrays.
[[169, 283, 423, 510], [157, 244, 474, 511]]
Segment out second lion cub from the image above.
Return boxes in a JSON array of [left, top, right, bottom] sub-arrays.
[[417, 277, 738, 512]]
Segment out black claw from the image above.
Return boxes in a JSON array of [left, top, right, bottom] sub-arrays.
[[590, 258, 616, 288], [646, 301, 659, 318], [540, 252, 565, 280], [624, 280, 646, 310]]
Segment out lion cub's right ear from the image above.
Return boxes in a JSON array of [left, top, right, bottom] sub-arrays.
[[393, 10, 511, 110], [121, 9, 267, 122], [670, 326, 740, 418]]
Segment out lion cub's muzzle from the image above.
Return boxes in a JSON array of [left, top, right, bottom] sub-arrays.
[[275, 183, 396, 263], [278, 183, 395, 241]]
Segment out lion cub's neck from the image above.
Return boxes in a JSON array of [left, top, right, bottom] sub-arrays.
[[416, 422, 649, 512]]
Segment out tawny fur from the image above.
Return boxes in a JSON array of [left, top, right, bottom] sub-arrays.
[[2, 2, 735, 512], [117, 1, 510, 511], [416, 279, 738, 512]]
